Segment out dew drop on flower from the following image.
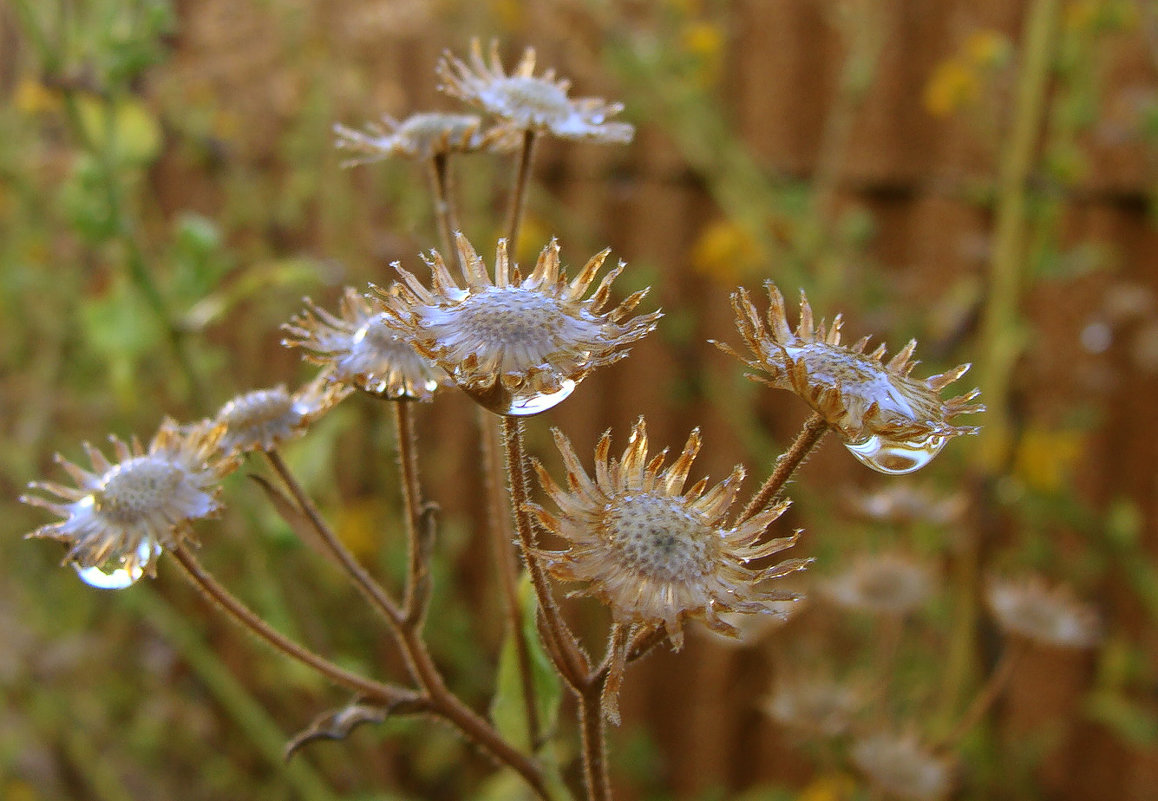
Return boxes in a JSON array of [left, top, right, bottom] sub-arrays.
[[74, 539, 161, 590], [465, 377, 577, 416], [843, 432, 947, 475]]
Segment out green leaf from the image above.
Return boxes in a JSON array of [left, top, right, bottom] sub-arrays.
[[488, 572, 564, 753], [76, 93, 162, 166]]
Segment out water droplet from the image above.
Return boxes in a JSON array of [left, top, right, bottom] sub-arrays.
[[74, 540, 160, 590], [465, 378, 577, 416], [843, 432, 947, 475]]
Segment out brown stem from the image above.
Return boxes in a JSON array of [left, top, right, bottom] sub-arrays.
[[393, 400, 432, 624], [502, 416, 588, 686], [579, 681, 613, 801], [427, 153, 463, 269], [481, 408, 542, 746], [738, 413, 828, 523], [170, 544, 413, 704], [262, 453, 552, 798], [264, 450, 404, 625], [505, 129, 538, 252]]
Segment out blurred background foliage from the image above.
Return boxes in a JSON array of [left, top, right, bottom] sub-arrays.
[[1, 0, 1157, 799]]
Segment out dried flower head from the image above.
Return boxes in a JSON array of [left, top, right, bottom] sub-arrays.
[[437, 39, 634, 143], [851, 732, 953, 801], [214, 377, 350, 456], [819, 552, 936, 617], [376, 232, 660, 416], [333, 111, 519, 164], [528, 418, 810, 649], [283, 287, 451, 401], [719, 283, 984, 474], [842, 483, 968, 527], [764, 668, 864, 738], [985, 575, 1101, 649], [21, 419, 231, 588]]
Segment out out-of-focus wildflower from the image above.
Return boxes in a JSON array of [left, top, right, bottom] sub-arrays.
[[818, 552, 935, 617], [1012, 426, 1086, 494], [690, 218, 767, 286], [527, 418, 810, 649], [21, 420, 231, 588], [214, 377, 350, 456], [851, 731, 953, 801], [437, 39, 634, 144], [763, 669, 864, 738], [332, 112, 519, 164], [841, 483, 968, 527], [923, 58, 980, 117], [376, 232, 659, 416], [985, 575, 1101, 649], [718, 283, 983, 474], [283, 287, 450, 401]]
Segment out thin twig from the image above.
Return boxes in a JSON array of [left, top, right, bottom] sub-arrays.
[[393, 400, 432, 624], [936, 641, 1021, 752], [505, 129, 538, 251]]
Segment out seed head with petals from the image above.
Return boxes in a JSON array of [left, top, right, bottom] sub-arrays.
[[375, 232, 660, 416], [438, 39, 634, 144], [528, 418, 810, 649], [333, 111, 519, 165], [718, 283, 984, 474], [214, 376, 350, 457], [985, 574, 1101, 649], [21, 419, 232, 586], [283, 287, 451, 401]]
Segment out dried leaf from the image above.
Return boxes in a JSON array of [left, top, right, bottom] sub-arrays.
[[285, 695, 427, 759]]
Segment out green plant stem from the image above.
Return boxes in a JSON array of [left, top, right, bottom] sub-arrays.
[[171, 543, 415, 704], [936, 641, 1022, 751], [505, 129, 538, 251], [738, 413, 828, 524], [502, 416, 588, 687]]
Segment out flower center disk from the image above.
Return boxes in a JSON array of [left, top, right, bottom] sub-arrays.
[[603, 493, 718, 583], [95, 457, 184, 524]]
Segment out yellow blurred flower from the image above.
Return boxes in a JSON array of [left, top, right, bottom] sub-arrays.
[[1014, 426, 1085, 493], [335, 498, 388, 561], [963, 30, 1011, 68], [797, 773, 857, 801], [690, 218, 766, 285], [13, 78, 61, 115], [681, 20, 725, 86], [923, 58, 980, 118]]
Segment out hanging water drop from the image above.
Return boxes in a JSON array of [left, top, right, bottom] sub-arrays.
[[74, 539, 161, 590], [843, 432, 947, 475], [466, 377, 577, 416]]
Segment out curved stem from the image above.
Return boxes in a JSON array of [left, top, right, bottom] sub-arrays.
[[264, 450, 404, 625], [936, 640, 1022, 751], [738, 413, 828, 524], [481, 409, 542, 746], [502, 416, 588, 686], [505, 129, 538, 252], [170, 544, 413, 704]]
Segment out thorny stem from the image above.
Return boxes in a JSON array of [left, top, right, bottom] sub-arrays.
[[505, 129, 538, 252], [263, 450, 552, 798], [502, 416, 588, 687], [738, 413, 828, 524], [171, 544, 414, 704], [482, 410, 543, 747]]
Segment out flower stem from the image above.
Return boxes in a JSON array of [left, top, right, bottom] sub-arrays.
[[170, 543, 415, 704], [427, 153, 463, 267], [502, 416, 588, 686], [738, 413, 828, 523], [505, 129, 538, 252], [482, 409, 543, 747], [392, 400, 433, 624], [936, 641, 1021, 751], [578, 680, 613, 801], [264, 449, 404, 625]]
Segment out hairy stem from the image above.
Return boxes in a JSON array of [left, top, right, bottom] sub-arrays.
[[578, 680, 613, 801], [482, 409, 543, 746], [171, 544, 414, 704], [502, 416, 588, 686], [738, 413, 828, 523], [393, 400, 431, 624], [505, 129, 538, 252]]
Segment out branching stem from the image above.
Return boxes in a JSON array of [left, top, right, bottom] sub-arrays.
[[738, 413, 828, 524]]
